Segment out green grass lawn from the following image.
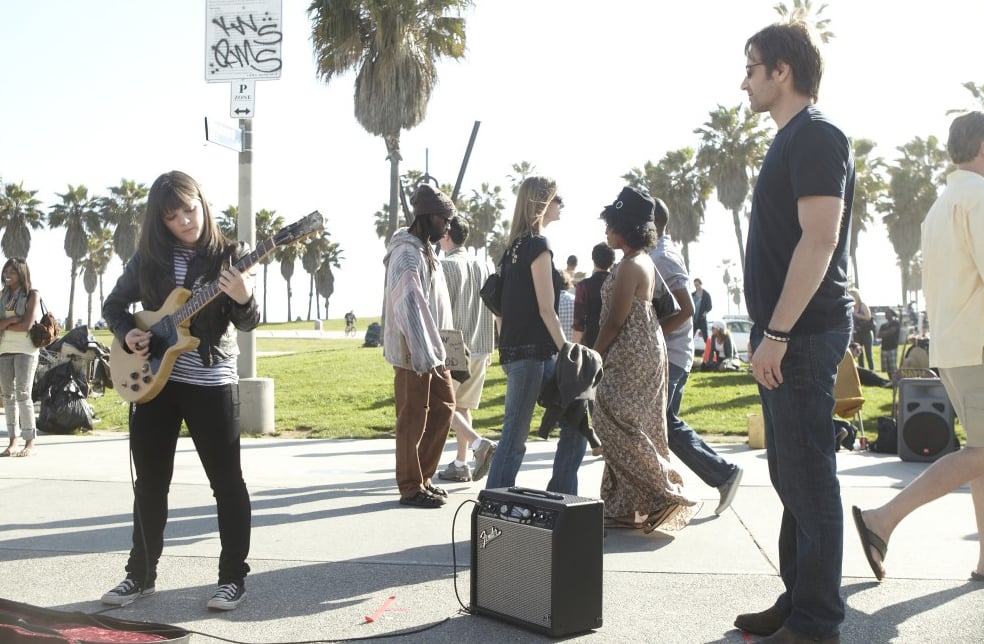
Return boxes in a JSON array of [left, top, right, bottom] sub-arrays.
[[86, 322, 939, 446]]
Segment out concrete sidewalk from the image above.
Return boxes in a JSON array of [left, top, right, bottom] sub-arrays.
[[0, 433, 981, 643]]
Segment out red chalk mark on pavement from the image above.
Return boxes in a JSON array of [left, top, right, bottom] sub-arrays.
[[364, 595, 406, 623]]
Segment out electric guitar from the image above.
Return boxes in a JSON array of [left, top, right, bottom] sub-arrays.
[[110, 211, 324, 404]]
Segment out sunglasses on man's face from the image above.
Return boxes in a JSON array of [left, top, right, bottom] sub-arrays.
[[552, 195, 564, 206]]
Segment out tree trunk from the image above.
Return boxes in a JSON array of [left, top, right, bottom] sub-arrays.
[[286, 278, 292, 322], [385, 135, 402, 243], [262, 264, 268, 324], [731, 207, 746, 270], [67, 261, 79, 331]]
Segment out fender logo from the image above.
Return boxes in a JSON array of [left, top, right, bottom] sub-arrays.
[[479, 526, 502, 549]]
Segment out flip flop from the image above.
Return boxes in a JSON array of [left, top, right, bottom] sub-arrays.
[[642, 504, 682, 534], [852, 506, 887, 581], [14, 447, 32, 457], [971, 571, 984, 582], [0, 448, 11, 457]]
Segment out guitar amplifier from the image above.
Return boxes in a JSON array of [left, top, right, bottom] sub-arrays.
[[471, 487, 604, 637]]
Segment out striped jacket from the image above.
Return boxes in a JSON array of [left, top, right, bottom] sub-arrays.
[[382, 228, 453, 373]]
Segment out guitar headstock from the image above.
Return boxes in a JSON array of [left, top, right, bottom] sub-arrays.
[[274, 211, 324, 246]]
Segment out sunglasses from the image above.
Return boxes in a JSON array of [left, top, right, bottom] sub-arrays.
[[552, 195, 564, 206]]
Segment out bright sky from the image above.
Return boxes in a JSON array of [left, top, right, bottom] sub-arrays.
[[2, 0, 982, 324]]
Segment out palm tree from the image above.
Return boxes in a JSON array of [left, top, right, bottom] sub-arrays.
[[82, 227, 114, 323], [218, 205, 238, 239], [309, 0, 471, 243], [100, 179, 148, 268], [849, 139, 888, 288], [695, 104, 769, 269], [623, 147, 711, 271], [253, 208, 285, 323], [0, 182, 46, 259], [276, 241, 303, 321], [463, 182, 505, 260], [372, 203, 390, 242], [507, 161, 536, 195], [315, 238, 345, 319], [301, 232, 333, 320], [879, 135, 948, 304], [49, 184, 99, 330], [773, 0, 834, 42]]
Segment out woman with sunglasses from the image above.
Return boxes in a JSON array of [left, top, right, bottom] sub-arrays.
[[484, 176, 586, 495]]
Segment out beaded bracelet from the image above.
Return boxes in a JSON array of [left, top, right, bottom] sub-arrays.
[[763, 328, 791, 343]]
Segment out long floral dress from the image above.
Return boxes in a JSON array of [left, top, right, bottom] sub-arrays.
[[593, 263, 698, 531]]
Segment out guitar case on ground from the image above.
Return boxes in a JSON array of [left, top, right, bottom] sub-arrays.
[[0, 597, 190, 643]]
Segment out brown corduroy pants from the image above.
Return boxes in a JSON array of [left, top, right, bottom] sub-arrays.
[[393, 367, 455, 497]]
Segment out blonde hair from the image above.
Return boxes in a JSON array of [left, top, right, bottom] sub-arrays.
[[508, 176, 557, 245]]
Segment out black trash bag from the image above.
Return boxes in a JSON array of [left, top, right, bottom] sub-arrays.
[[364, 322, 382, 348], [34, 361, 94, 434]]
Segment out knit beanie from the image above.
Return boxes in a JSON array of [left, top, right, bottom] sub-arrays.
[[410, 183, 456, 219]]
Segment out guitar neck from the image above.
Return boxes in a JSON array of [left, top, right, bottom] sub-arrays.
[[172, 239, 274, 326]]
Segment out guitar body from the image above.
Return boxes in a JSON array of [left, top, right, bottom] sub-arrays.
[[107, 210, 324, 404], [110, 288, 201, 404]]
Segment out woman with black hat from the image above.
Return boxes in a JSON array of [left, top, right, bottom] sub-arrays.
[[484, 176, 586, 495], [592, 187, 698, 532]]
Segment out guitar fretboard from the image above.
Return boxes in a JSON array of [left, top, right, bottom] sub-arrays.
[[172, 239, 276, 326]]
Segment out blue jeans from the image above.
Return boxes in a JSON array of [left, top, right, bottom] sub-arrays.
[[752, 325, 850, 638], [485, 357, 586, 495], [0, 352, 39, 442], [666, 362, 735, 488]]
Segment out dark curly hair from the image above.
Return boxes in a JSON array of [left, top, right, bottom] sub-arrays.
[[602, 210, 657, 250]]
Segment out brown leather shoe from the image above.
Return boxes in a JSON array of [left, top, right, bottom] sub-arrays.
[[734, 604, 787, 636], [759, 626, 839, 643]]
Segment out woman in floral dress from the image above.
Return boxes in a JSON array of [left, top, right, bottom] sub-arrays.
[[592, 187, 698, 532]]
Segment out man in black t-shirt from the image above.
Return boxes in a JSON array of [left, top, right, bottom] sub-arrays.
[[877, 309, 901, 379], [734, 21, 854, 644]]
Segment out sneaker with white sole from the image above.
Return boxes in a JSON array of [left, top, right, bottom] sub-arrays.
[[207, 581, 246, 611], [715, 466, 743, 515], [101, 578, 155, 606], [438, 461, 472, 482], [471, 439, 497, 481]]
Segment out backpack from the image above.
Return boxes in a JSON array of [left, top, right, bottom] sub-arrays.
[[363, 322, 382, 348], [869, 416, 898, 454]]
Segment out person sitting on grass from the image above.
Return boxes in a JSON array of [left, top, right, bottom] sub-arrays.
[[700, 321, 740, 372]]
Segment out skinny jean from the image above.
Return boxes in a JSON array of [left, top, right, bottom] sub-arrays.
[[752, 325, 850, 639], [485, 356, 587, 495], [125, 380, 251, 586], [0, 352, 39, 442]]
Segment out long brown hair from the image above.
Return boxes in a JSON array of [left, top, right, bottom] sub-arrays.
[[138, 171, 232, 304]]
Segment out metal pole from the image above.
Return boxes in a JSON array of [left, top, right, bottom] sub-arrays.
[[237, 118, 256, 379], [451, 121, 481, 201]]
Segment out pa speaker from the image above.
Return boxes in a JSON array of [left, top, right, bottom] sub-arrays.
[[897, 378, 959, 462], [471, 486, 604, 637]]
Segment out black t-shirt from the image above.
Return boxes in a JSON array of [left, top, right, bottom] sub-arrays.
[[498, 234, 562, 364], [744, 105, 855, 335]]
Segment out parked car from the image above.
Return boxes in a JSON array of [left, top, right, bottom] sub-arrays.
[[723, 315, 752, 361]]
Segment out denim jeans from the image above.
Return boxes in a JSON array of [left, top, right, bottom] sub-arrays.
[[0, 352, 39, 441], [485, 357, 586, 495], [666, 361, 735, 488], [752, 325, 850, 638]]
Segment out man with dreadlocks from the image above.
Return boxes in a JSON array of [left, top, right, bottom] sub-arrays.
[[382, 183, 457, 509]]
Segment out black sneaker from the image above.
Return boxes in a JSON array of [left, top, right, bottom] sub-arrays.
[[207, 581, 246, 611], [101, 578, 155, 606]]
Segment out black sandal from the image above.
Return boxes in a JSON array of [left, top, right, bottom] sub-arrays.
[[399, 491, 446, 508], [426, 484, 448, 497]]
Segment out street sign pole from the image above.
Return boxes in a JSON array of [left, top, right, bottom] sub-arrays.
[[237, 117, 255, 379]]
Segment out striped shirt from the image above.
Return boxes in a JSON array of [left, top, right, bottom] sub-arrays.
[[441, 246, 495, 357], [169, 247, 239, 387]]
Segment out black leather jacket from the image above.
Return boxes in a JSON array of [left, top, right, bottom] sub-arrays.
[[102, 243, 260, 367]]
